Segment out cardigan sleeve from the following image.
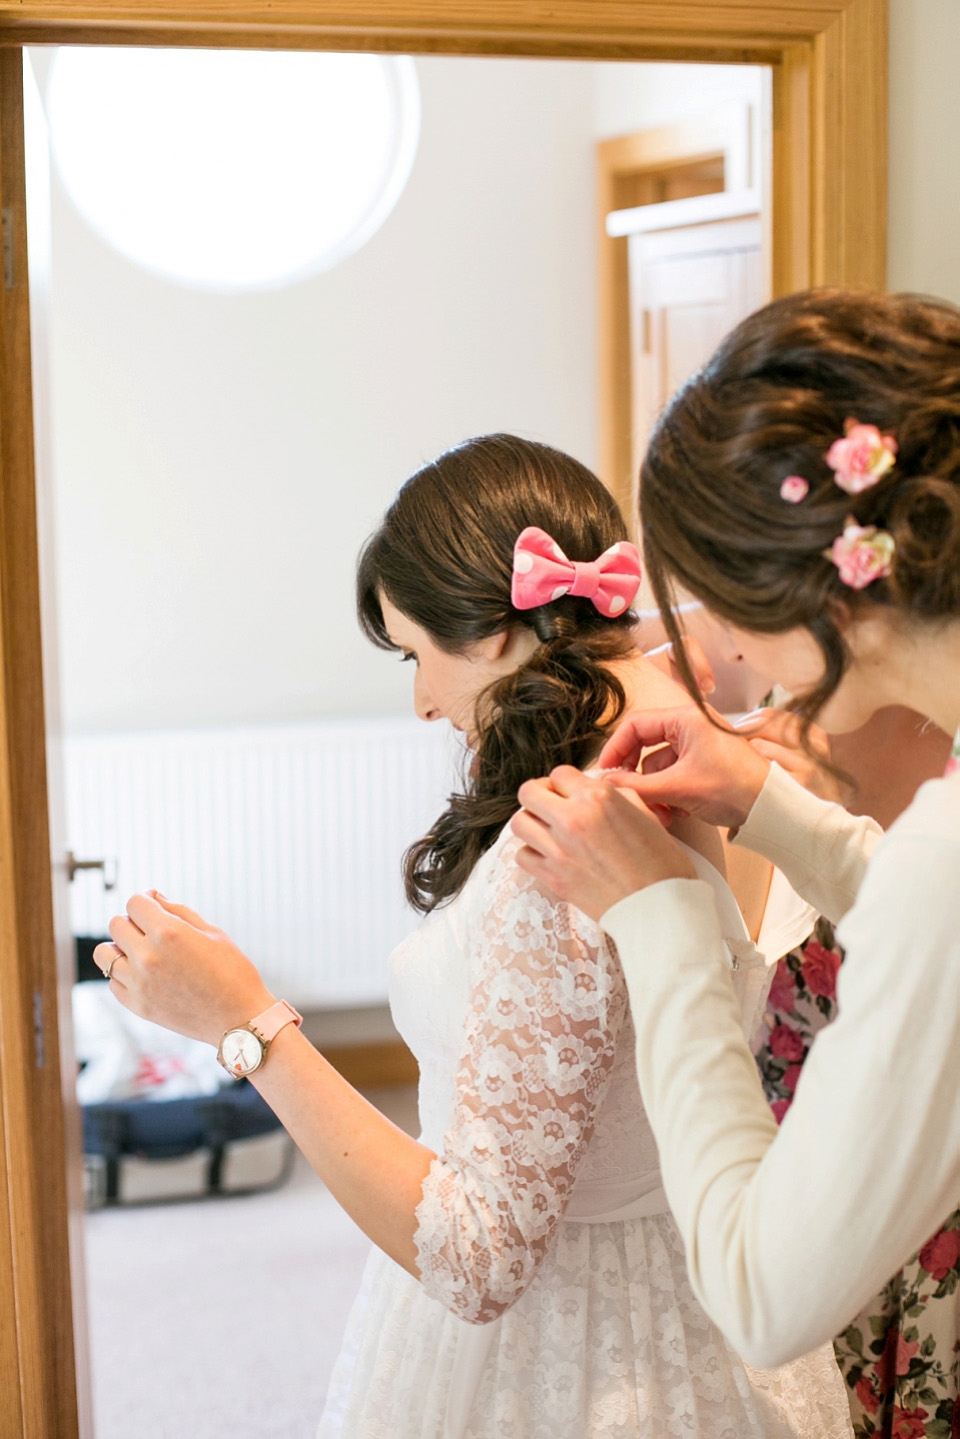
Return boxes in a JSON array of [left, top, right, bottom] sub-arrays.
[[602, 776, 960, 1368], [732, 762, 883, 926]]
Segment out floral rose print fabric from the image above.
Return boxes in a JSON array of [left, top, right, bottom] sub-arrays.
[[755, 920, 960, 1439]]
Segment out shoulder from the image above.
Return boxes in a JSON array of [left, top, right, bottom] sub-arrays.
[[868, 776, 960, 898], [490, 826, 606, 927], [838, 776, 960, 986], [886, 774, 960, 847], [461, 825, 612, 972], [470, 830, 625, 1028]]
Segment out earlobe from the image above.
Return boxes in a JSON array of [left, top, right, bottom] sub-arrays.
[[479, 624, 539, 668], [481, 629, 511, 661], [828, 599, 854, 633]]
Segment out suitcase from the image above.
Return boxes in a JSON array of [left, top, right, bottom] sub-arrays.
[[82, 1078, 295, 1207], [76, 937, 295, 1207]]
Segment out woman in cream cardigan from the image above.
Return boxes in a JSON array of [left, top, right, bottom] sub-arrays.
[[512, 289, 960, 1384]]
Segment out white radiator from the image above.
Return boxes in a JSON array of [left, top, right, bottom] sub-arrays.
[[64, 718, 459, 1008]]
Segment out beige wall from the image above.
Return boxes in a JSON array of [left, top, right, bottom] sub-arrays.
[[887, 0, 960, 303]]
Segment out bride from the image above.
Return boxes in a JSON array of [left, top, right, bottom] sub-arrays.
[[97, 434, 852, 1437]]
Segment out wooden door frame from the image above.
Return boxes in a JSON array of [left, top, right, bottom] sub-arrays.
[[0, 2, 886, 1435]]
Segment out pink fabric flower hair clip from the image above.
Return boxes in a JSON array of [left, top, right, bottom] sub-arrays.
[[779, 419, 898, 588], [825, 419, 897, 494], [824, 518, 895, 590], [511, 526, 642, 618], [780, 475, 809, 504]]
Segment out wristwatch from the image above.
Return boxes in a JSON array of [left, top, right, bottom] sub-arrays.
[[217, 999, 303, 1078]]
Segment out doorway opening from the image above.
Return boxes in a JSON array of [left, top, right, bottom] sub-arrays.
[[597, 93, 770, 514]]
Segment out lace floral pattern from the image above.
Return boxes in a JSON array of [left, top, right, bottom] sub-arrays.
[[322, 1217, 854, 1439], [320, 828, 853, 1438], [414, 836, 627, 1323]]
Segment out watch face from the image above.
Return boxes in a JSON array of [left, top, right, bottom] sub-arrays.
[[220, 1028, 264, 1077]]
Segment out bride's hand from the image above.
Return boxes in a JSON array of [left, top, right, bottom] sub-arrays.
[[94, 892, 274, 1046], [512, 766, 697, 921]]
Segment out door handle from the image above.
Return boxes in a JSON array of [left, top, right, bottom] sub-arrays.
[[65, 851, 117, 890]]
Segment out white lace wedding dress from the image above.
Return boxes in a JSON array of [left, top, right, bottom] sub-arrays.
[[319, 827, 853, 1439]]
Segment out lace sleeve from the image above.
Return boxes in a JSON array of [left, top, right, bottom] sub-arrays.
[[414, 835, 627, 1324]]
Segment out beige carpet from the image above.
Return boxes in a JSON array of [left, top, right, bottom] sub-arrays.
[[84, 1085, 419, 1439]]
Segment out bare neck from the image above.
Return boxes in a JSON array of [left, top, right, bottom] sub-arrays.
[[848, 613, 960, 738]]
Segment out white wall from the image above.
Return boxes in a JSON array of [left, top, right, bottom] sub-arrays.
[[45, 55, 599, 733], [592, 61, 763, 140], [42, 21, 960, 738]]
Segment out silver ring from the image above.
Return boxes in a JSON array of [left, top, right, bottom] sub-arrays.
[[103, 945, 123, 981]]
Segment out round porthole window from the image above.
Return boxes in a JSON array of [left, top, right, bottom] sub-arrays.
[[46, 48, 420, 292]]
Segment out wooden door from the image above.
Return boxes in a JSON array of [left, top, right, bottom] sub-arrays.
[[595, 99, 762, 505], [623, 199, 763, 483], [604, 193, 762, 598], [23, 50, 97, 1437], [0, 48, 87, 1438]]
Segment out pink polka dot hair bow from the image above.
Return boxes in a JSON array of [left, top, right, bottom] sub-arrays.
[[511, 526, 642, 618]]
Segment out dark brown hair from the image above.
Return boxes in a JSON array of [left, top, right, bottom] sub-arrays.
[[641, 288, 960, 722], [358, 434, 636, 912]]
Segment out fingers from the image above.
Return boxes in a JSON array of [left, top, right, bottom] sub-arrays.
[[747, 738, 798, 767], [600, 761, 685, 809], [123, 891, 169, 935], [681, 636, 716, 696], [516, 771, 582, 822], [125, 890, 215, 938], [736, 707, 804, 745], [539, 765, 595, 800], [513, 840, 569, 901], [109, 894, 189, 959], [93, 939, 128, 986], [597, 709, 676, 772], [108, 913, 150, 961], [640, 744, 678, 777], [734, 707, 830, 760], [146, 890, 219, 935], [103, 894, 195, 986], [510, 805, 565, 863], [599, 770, 682, 824]]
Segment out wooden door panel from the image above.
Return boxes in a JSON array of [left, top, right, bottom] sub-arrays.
[[643, 250, 732, 306], [628, 215, 762, 476], [0, 47, 83, 1439]]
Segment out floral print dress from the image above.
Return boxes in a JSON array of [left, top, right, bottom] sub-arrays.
[[755, 919, 960, 1439]]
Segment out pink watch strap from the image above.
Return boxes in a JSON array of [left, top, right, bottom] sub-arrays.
[[248, 999, 303, 1044]]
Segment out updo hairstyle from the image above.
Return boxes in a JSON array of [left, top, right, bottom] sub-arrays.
[[358, 433, 636, 912], [640, 289, 960, 722]]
